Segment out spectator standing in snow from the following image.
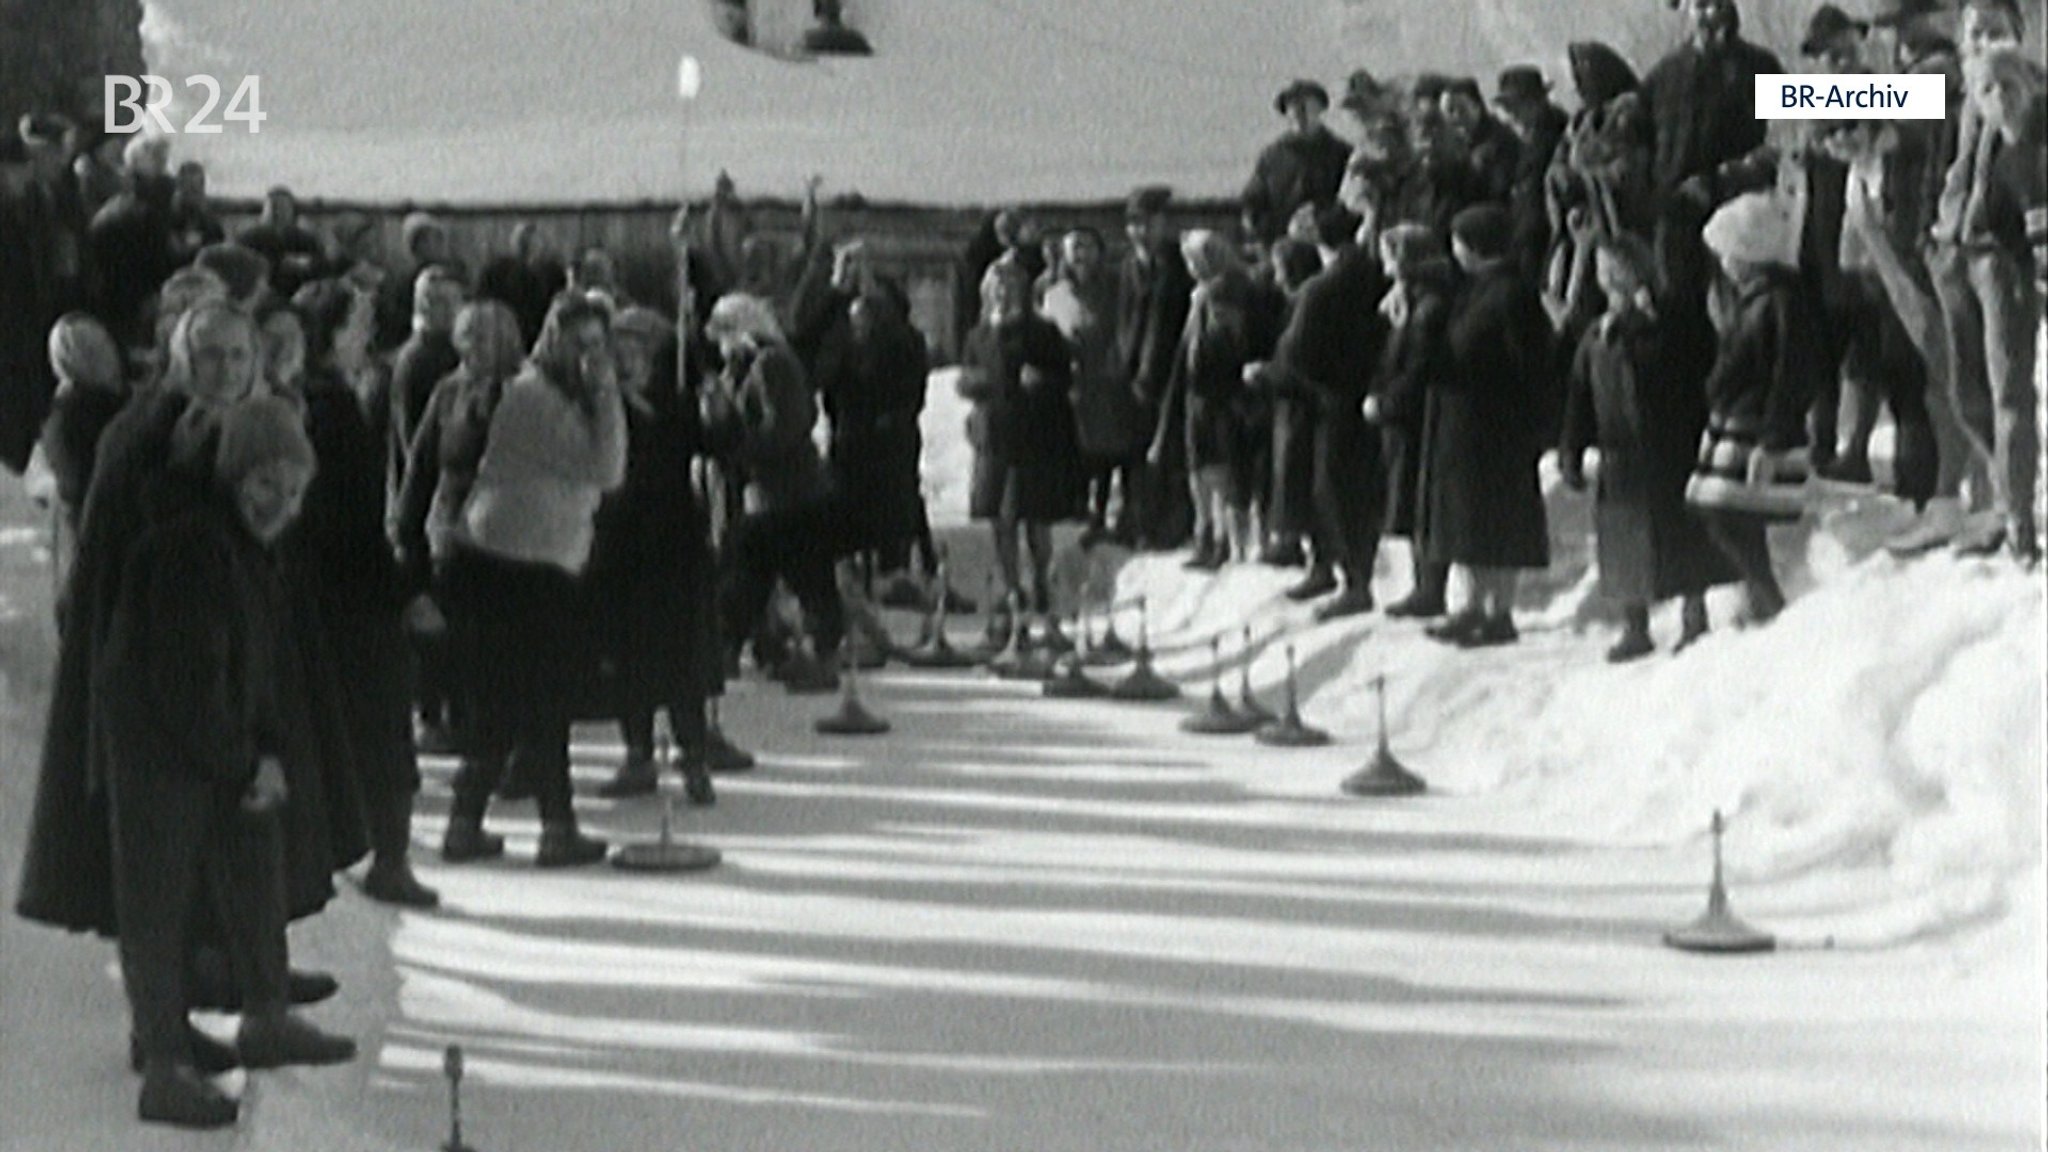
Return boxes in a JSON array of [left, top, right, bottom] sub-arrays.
[[1244, 80, 1353, 249], [1117, 185, 1196, 549], [1042, 226, 1141, 549], [1685, 193, 1828, 627], [1364, 223, 1456, 622], [1559, 233, 1735, 660]]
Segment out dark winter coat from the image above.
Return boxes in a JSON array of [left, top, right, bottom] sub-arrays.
[[704, 341, 834, 515], [1115, 240, 1195, 407], [1562, 308, 1735, 603], [1369, 272, 1454, 539], [1, 177, 81, 472], [1042, 270, 1142, 459], [40, 380, 129, 529], [476, 255, 565, 351], [1243, 125, 1354, 244], [581, 347, 722, 722], [389, 330, 461, 498], [1686, 269, 1827, 522], [1416, 263, 1553, 569], [1463, 115, 1524, 206], [1639, 37, 1783, 201], [1154, 270, 1285, 479], [816, 293, 931, 555], [283, 376, 420, 798], [960, 314, 1081, 523], [237, 221, 328, 299], [17, 392, 360, 936], [1510, 105, 1570, 275], [392, 366, 505, 590], [86, 180, 181, 348]]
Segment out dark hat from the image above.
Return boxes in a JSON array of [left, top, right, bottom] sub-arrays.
[[1125, 184, 1173, 219], [1495, 66, 1551, 103], [1868, 0, 1943, 25], [1411, 73, 1453, 103], [1449, 203, 1512, 260], [1897, 21, 1957, 60], [1444, 76, 1485, 104], [1274, 78, 1331, 115], [1801, 4, 1869, 56]]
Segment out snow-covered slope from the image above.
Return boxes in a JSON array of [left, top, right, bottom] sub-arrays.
[[140, 0, 1844, 204], [924, 356, 2046, 949]]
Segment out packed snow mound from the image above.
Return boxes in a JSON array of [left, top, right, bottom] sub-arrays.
[[1089, 493, 2044, 950], [142, 0, 1862, 203]]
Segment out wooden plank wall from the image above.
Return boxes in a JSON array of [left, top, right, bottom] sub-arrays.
[[215, 197, 1239, 363]]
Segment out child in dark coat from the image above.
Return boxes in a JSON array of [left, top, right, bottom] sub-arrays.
[[1560, 234, 1736, 661]]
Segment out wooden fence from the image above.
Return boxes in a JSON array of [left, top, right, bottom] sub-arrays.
[[216, 197, 1240, 362]]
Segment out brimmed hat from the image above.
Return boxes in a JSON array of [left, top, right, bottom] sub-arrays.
[[215, 395, 316, 489], [1494, 66, 1551, 104], [1801, 4, 1869, 56], [1125, 184, 1173, 220], [1274, 78, 1331, 115]]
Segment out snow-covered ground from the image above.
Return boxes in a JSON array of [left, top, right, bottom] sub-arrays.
[[4, 368, 2044, 1148]]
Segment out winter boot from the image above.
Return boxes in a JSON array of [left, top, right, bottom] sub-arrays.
[[1456, 613, 1520, 649], [1425, 609, 1487, 644], [1673, 597, 1710, 653], [597, 752, 660, 799], [679, 759, 717, 807], [780, 647, 842, 695], [440, 815, 506, 863], [1284, 564, 1339, 602], [187, 949, 337, 1010], [138, 1060, 237, 1129], [535, 820, 609, 868], [1312, 584, 1375, 623], [360, 795, 440, 908], [236, 1012, 357, 1069], [1606, 607, 1655, 663], [1884, 497, 1963, 557]]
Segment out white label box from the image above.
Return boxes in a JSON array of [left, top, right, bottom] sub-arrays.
[[1756, 74, 1947, 120]]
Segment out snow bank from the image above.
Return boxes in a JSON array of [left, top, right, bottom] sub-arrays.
[[1097, 490, 2044, 950]]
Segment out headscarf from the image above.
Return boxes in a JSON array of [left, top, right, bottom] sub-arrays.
[[47, 312, 123, 393], [704, 292, 784, 347], [1703, 192, 1799, 270], [1568, 42, 1638, 108]]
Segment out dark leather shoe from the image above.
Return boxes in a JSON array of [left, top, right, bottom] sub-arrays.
[[698, 731, 756, 773], [1456, 615, 1520, 648], [138, 1060, 237, 1129], [130, 1026, 241, 1075], [1384, 592, 1448, 619], [535, 826, 608, 868], [360, 863, 441, 909], [237, 1013, 357, 1069], [596, 759, 659, 799], [1311, 586, 1375, 622], [441, 818, 506, 863], [1258, 541, 1307, 568], [681, 765, 717, 807], [1605, 629, 1655, 663], [1425, 610, 1486, 644], [1284, 567, 1338, 602]]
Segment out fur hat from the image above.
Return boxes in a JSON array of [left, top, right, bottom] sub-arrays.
[[1703, 192, 1798, 269], [1274, 79, 1331, 115], [215, 394, 315, 489]]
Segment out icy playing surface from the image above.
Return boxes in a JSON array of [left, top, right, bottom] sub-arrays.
[[2, 350, 2043, 1148]]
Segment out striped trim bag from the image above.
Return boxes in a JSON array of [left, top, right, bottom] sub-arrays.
[[1684, 414, 1810, 522]]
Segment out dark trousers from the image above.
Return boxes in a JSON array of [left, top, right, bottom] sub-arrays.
[[1817, 273, 1938, 506], [1313, 408, 1383, 585], [443, 549, 579, 824], [112, 767, 288, 1062], [620, 704, 711, 761], [1702, 509, 1784, 616], [721, 497, 848, 659], [1084, 451, 1142, 532], [1270, 398, 1319, 539]]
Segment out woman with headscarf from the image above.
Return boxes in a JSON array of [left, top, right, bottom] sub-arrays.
[[281, 279, 439, 907], [97, 395, 357, 1128], [38, 311, 130, 533], [586, 306, 729, 804], [1543, 44, 1647, 287], [436, 295, 626, 868], [703, 291, 849, 689], [960, 255, 1081, 625], [17, 302, 356, 1071], [1150, 230, 1286, 569], [814, 275, 932, 590], [1418, 206, 1556, 648]]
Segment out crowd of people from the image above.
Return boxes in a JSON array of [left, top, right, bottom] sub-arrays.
[[0, 0, 2042, 1132], [954, 0, 2042, 658]]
